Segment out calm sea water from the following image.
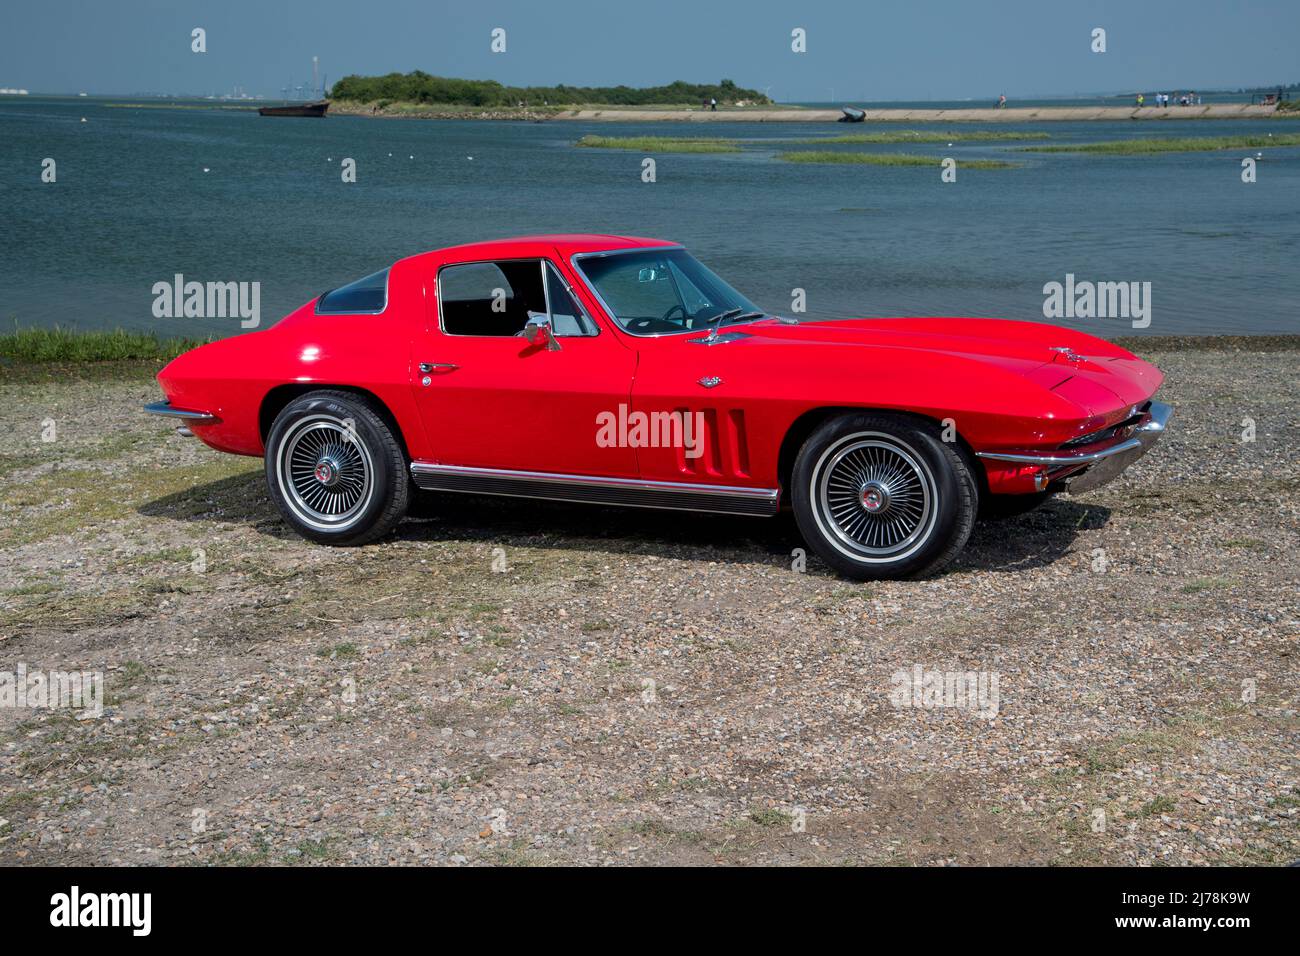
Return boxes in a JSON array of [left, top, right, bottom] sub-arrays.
[[2, 96, 1297, 337]]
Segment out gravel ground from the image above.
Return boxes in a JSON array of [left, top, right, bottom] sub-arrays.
[[0, 345, 1296, 866]]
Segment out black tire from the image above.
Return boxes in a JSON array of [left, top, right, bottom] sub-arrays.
[[264, 390, 409, 545], [980, 490, 1053, 520], [791, 413, 977, 580]]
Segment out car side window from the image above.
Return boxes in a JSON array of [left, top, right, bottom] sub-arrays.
[[317, 269, 389, 314], [440, 260, 546, 336], [545, 263, 597, 336]]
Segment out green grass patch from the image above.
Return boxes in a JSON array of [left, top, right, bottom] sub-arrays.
[[1222, 537, 1267, 551], [779, 151, 1019, 169], [1132, 795, 1178, 818], [795, 129, 1049, 144], [1021, 133, 1300, 154], [0, 456, 258, 550], [576, 135, 740, 153], [290, 838, 337, 862], [0, 324, 210, 363], [748, 807, 794, 828], [1179, 577, 1232, 594]]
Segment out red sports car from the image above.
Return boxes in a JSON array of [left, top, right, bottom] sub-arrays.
[[146, 235, 1171, 579]]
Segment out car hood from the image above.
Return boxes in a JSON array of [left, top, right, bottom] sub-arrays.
[[733, 316, 1163, 414]]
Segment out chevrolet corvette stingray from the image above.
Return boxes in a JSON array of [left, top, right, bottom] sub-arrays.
[[146, 235, 1171, 579]]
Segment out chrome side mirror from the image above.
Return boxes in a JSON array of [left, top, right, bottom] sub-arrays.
[[524, 316, 561, 351]]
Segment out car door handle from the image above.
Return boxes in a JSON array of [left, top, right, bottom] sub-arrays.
[[419, 362, 458, 373]]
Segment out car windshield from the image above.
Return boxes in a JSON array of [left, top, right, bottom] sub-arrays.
[[574, 249, 762, 335]]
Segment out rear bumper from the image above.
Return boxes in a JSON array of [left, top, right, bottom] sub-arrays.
[[977, 400, 1172, 494], [143, 400, 218, 423]]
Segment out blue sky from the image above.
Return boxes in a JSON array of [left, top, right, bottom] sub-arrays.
[[1, 0, 1296, 100]]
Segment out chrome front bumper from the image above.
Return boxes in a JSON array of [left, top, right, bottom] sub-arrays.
[[977, 400, 1172, 494]]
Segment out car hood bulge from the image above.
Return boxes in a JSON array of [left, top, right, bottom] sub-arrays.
[[739, 317, 1162, 413]]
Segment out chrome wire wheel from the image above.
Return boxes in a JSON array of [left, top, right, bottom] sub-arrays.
[[275, 415, 375, 532], [812, 432, 937, 562]]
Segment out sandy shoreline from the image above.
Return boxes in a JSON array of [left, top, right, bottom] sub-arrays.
[[331, 102, 1288, 123], [565, 104, 1286, 122]]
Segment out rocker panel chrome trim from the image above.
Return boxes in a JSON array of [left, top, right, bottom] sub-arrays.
[[410, 463, 779, 516]]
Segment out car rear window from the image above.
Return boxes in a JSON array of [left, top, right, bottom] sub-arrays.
[[317, 269, 389, 314]]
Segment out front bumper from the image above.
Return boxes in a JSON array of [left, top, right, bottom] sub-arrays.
[[977, 400, 1172, 494]]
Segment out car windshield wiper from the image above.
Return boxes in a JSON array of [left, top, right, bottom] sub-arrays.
[[702, 308, 744, 328], [719, 310, 765, 328]]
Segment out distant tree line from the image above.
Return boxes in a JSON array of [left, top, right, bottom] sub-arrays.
[[329, 73, 770, 106], [1237, 80, 1299, 93]]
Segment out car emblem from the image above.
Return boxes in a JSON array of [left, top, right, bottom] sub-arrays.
[[1050, 346, 1083, 363], [697, 376, 723, 389]]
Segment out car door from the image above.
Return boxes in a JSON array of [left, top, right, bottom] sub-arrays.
[[624, 332, 774, 490], [410, 255, 639, 478], [574, 249, 775, 490]]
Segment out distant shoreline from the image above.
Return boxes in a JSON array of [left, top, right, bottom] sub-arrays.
[[3, 326, 1296, 365], [330, 101, 1290, 123]]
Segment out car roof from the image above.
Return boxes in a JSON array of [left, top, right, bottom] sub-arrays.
[[397, 234, 679, 268]]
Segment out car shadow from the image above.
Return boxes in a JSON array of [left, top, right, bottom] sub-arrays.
[[959, 498, 1112, 574], [139, 475, 1111, 579]]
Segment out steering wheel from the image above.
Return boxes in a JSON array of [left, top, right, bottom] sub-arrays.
[[660, 304, 687, 323]]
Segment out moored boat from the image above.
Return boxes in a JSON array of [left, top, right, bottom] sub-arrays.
[[258, 100, 329, 118]]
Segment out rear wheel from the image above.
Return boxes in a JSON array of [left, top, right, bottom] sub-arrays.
[[791, 413, 977, 580], [265, 390, 409, 545]]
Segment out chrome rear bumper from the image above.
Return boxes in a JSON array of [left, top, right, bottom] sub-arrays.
[[977, 401, 1172, 494], [144, 401, 217, 423]]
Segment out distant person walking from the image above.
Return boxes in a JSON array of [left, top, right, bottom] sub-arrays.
[[997, 94, 1006, 109], [710, 97, 717, 111], [1136, 92, 1145, 107]]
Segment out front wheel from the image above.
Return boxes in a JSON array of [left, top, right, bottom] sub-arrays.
[[265, 390, 409, 545], [791, 413, 977, 580]]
